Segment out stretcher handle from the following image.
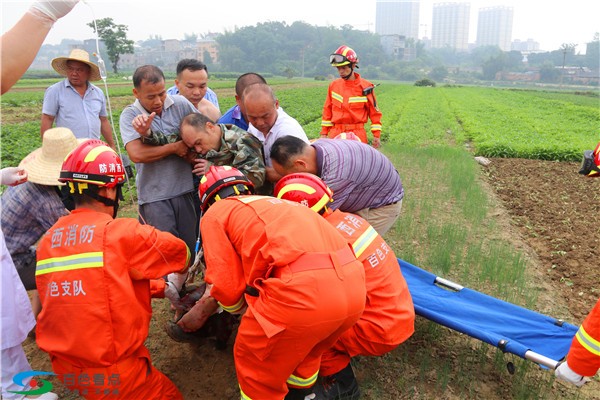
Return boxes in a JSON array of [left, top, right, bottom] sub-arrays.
[[524, 350, 561, 370], [434, 276, 464, 292]]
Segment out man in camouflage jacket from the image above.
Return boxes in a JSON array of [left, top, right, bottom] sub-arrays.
[[141, 112, 266, 193]]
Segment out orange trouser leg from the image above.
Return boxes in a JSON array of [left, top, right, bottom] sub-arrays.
[[319, 326, 399, 376], [235, 267, 365, 400], [51, 355, 182, 400]]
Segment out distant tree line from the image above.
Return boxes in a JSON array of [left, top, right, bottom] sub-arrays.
[[36, 18, 600, 84]]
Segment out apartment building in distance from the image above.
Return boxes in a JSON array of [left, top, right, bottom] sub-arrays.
[[476, 6, 514, 51], [431, 2, 470, 51]]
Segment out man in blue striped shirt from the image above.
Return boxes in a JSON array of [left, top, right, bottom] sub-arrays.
[[271, 136, 404, 235]]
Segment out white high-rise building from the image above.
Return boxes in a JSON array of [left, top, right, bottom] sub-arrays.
[[375, 0, 420, 40], [431, 2, 470, 51], [476, 6, 514, 51]]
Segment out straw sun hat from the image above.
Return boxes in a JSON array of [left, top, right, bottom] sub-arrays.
[[19, 128, 83, 186], [51, 49, 102, 81]]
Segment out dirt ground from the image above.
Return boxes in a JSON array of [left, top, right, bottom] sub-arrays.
[[22, 157, 599, 399]]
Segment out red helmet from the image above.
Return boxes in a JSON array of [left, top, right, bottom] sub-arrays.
[[333, 132, 363, 142], [59, 139, 126, 188], [199, 166, 254, 212], [274, 172, 333, 214], [330, 45, 359, 67]]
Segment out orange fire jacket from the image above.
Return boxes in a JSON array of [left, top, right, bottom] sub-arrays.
[[567, 298, 600, 377], [200, 196, 366, 399], [320, 72, 382, 142], [35, 208, 189, 367], [325, 209, 415, 345]]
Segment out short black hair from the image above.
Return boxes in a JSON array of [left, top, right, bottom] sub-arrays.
[[270, 136, 308, 168], [235, 72, 267, 97], [176, 59, 208, 76], [133, 65, 165, 88], [182, 112, 215, 129]]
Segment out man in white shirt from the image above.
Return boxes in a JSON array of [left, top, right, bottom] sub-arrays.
[[243, 83, 309, 186]]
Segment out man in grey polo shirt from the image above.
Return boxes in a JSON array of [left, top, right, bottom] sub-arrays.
[[120, 64, 199, 256], [270, 136, 404, 235], [41, 49, 115, 149]]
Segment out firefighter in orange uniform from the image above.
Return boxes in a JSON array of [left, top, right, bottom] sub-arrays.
[[555, 298, 600, 386], [192, 165, 365, 400], [275, 173, 415, 400], [320, 45, 383, 148], [35, 140, 189, 400]]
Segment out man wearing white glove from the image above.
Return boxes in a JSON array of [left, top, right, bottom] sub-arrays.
[[555, 298, 599, 387], [1, 1, 79, 94]]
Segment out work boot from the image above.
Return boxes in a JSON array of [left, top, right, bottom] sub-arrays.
[[285, 387, 313, 400], [312, 363, 360, 400]]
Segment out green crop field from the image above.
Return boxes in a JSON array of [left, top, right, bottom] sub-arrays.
[[1, 80, 599, 399], [2, 80, 598, 166]]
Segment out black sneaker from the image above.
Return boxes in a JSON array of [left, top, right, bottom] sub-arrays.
[[313, 363, 360, 400]]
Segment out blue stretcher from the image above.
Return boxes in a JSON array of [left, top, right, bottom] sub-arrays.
[[398, 258, 579, 369]]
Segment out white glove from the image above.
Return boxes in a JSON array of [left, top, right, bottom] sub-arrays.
[[0, 167, 27, 186], [167, 271, 187, 292], [164, 282, 185, 311], [555, 361, 590, 387], [29, 0, 80, 22]]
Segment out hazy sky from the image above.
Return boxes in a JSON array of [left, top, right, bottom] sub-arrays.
[[1, 0, 598, 53]]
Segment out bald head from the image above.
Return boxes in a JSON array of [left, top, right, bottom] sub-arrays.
[[242, 83, 279, 135], [235, 72, 267, 97], [242, 83, 276, 105]]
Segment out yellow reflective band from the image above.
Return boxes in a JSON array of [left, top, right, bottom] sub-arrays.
[[36, 252, 103, 276], [321, 121, 334, 127], [276, 183, 315, 198], [348, 96, 367, 104], [84, 145, 113, 162], [286, 370, 319, 388], [371, 124, 382, 131], [352, 226, 378, 258], [331, 92, 343, 103], [240, 385, 252, 400], [237, 195, 267, 204], [218, 296, 245, 314], [311, 194, 331, 212], [576, 325, 600, 356]]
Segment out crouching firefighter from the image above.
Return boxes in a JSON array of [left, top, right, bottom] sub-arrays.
[[177, 165, 366, 400], [275, 173, 415, 400], [35, 139, 190, 400]]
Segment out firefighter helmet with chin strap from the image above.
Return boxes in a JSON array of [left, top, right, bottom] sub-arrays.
[[199, 166, 255, 212], [59, 139, 126, 216], [330, 45, 359, 67], [59, 139, 126, 189], [273, 172, 334, 214]]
